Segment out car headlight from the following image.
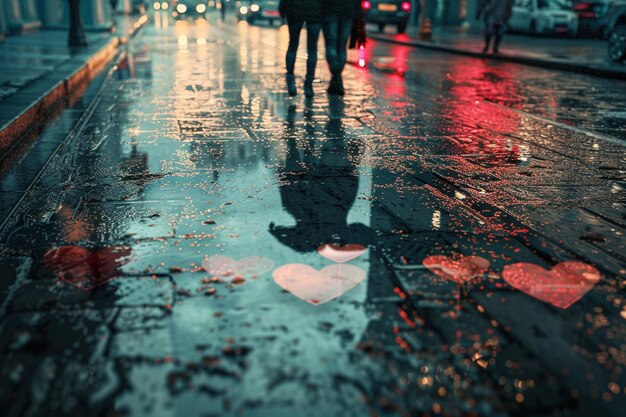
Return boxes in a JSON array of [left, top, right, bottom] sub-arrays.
[[240, 6, 248, 14], [161, 1, 168, 9], [196, 3, 206, 13], [176, 3, 187, 13], [250, 4, 260, 12], [153, 1, 161, 10]]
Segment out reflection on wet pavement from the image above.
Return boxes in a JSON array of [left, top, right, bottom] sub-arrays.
[[0, 12, 625, 417]]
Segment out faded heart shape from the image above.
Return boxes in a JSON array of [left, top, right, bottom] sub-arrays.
[[44, 245, 132, 290], [423, 255, 490, 284], [201, 255, 274, 282], [502, 262, 601, 309], [317, 243, 367, 263], [273, 263, 366, 305]]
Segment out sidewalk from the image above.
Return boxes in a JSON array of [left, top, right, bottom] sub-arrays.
[[369, 25, 626, 80], [0, 13, 148, 161]]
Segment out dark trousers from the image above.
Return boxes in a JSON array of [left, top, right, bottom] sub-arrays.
[[286, 20, 322, 81], [484, 22, 506, 50], [323, 17, 353, 75]]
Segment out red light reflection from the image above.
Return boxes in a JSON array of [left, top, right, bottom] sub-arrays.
[[44, 246, 132, 290]]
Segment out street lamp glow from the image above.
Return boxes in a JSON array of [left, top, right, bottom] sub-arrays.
[[196, 3, 207, 13], [250, 4, 260, 12], [240, 6, 248, 14], [153, 1, 161, 10], [176, 3, 187, 13]]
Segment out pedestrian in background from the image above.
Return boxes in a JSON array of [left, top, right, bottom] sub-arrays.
[[477, 0, 514, 54], [279, 0, 325, 97], [322, 0, 361, 95]]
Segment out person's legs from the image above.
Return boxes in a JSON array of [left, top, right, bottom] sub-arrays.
[[483, 22, 493, 53], [335, 18, 353, 75], [304, 22, 322, 97], [323, 17, 341, 93], [305, 22, 322, 80], [330, 18, 353, 95], [323, 17, 340, 75], [493, 23, 505, 53], [286, 20, 304, 96], [286, 20, 304, 75]]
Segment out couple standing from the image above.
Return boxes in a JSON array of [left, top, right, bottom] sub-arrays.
[[279, 0, 363, 97]]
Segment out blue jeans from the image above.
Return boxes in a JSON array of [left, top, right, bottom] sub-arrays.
[[286, 20, 322, 81], [323, 17, 353, 75]]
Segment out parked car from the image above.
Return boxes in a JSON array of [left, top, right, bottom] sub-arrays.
[[572, 1, 612, 37], [172, 1, 208, 19], [606, 1, 626, 61], [361, 0, 412, 34], [237, 0, 282, 25], [508, 0, 579, 35]]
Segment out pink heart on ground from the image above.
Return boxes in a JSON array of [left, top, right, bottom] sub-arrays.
[[502, 261, 601, 309], [273, 263, 366, 305], [423, 255, 491, 284], [317, 244, 367, 263], [201, 255, 274, 281]]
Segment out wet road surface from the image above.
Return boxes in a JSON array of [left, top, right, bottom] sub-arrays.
[[1, 12, 625, 417]]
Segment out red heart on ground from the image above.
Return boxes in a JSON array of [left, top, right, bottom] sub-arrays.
[[201, 255, 274, 282], [44, 246, 132, 290], [317, 244, 367, 263], [423, 255, 490, 284], [273, 263, 366, 305], [502, 261, 601, 309]]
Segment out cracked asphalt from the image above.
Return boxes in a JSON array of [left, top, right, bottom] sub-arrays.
[[0, 10, 625, 417]]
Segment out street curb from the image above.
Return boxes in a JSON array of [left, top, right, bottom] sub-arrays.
[[0, 15, 149, 160], [368, 34, 626, 81]]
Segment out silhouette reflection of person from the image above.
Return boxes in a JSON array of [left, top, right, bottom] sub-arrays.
[[270, 105, 373, 252]]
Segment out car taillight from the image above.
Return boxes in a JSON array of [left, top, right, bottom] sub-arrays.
[[401, 1, 411, 12], [579, 11, 596, 18], [361, 1, 371, 10]]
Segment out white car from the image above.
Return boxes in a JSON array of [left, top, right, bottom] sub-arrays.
[[509, 0, 579, 35]]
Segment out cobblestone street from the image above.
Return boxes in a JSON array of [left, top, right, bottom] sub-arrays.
[[0, 10, 625, 417]]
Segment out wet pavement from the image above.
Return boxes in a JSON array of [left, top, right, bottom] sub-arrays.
[[1, 11, 625, 417]]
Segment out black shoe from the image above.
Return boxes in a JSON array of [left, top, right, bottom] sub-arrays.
[[327, 75, 339, 95], [304, 79, 314, 97], [493, 46, 500, 54], [482, 45, 489, 53], [286, 74, 297, 97], [336, 74, 345, 96]]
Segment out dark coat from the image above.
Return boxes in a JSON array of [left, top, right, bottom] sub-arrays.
[[476, 0, 514, 25], [279, 0, 325, 23], [323, 0, 361, 19]]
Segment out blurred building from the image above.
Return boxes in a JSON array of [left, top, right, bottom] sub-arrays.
[[0, 0, 122, 41]]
